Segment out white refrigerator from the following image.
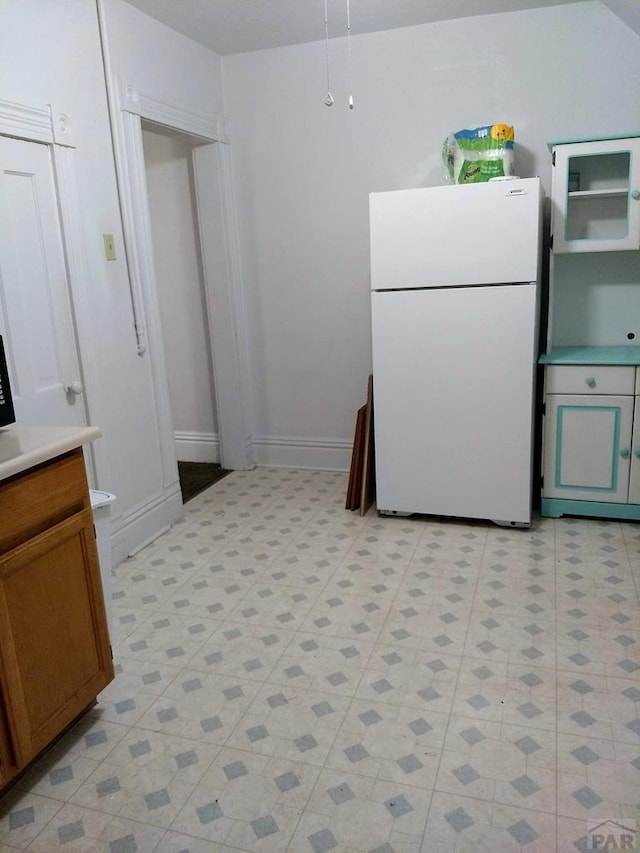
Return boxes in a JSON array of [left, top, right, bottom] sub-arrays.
[[370, 177, 543, 526]]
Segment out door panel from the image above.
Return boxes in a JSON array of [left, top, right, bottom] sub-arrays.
[[629, 395, 640, 505], [543, 394, 633, 502], [0, 136, 84, 426]]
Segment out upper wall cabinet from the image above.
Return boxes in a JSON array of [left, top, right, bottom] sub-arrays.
[[550, 136, 640, 253]]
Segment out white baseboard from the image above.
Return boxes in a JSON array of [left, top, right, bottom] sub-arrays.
[[110, 481, 184, 566], [252, 434, 351, 472], [174, 430, 220, 464]]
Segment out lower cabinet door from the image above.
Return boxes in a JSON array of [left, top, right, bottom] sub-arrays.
[[543, 394, 634, 502], [0, 509, 113, 768], [629, 396, 640, 505], [0, 700, 17, 787]]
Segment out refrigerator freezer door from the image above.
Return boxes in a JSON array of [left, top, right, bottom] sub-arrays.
[[372, 284, 538, 524], [370, 178, 541, 291]]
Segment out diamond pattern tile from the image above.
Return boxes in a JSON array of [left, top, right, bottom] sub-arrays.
[[511, 774, 541, 798], [251, 814, 279, 838], [3, 468, 637, 852], [384, 794, 414, 818], [308, 828, 339, 852], [327, 782, 355, 804], [573, 785, 603, 810], [274, 771, 300, 792], [508, 819, 539, 845], [445, 806, 475, 832], [459, 726, 485, 746], [452, 764, 480, 785]]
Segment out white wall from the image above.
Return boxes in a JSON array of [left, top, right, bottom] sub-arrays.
[[142, 126, 219, 462], [3, 0, 639, 557], [0, 0, 226, 563], [100, 0, 224, 115], [223, 0, 640, 469], [0, 0, 169, 556], [97, 0, 226, 552]]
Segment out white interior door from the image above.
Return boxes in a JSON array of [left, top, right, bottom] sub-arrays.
[[0, 136, 85, 426]]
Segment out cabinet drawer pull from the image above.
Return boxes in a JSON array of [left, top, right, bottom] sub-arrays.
[[632, 188, 640, 201], [585, 376, 596, 388], [620, 448, 630, 458]]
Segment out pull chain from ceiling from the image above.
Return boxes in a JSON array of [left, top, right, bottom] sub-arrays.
[[323, 0, 334, 105], [323, 0, 354, 109], [346, 0, 354, 109]]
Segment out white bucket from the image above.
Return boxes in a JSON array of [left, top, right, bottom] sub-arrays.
[[90, 490, 116, 636]]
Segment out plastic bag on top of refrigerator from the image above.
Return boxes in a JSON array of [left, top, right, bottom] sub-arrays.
[[442, 124, 515, 184]]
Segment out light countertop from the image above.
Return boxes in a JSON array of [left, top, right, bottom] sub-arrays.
[[0, 425, 101, 482], [539, 346, 640, 365]]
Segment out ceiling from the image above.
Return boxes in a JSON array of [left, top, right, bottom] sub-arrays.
[[123, 0, 600, 56]]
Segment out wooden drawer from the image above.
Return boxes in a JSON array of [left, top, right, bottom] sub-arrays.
[[545, 365, 636, 396], [0, 449, 89, 553]]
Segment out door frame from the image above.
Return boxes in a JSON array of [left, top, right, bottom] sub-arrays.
[[103, 75, 253, 486], [0, 97, 104, 486]]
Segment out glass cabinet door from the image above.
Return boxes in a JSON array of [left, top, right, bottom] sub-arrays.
[[551, 138, 640, 253]]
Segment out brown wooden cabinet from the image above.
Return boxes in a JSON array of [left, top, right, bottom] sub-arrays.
[[0, 447, 114, 789]]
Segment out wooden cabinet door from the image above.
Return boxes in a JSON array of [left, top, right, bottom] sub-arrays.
[[0, 509, 113, 767], [0, 697, 17, 787], [543, 394, 633, 502]]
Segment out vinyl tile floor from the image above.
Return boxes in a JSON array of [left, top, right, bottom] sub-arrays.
[[1, 468, 639, 852]]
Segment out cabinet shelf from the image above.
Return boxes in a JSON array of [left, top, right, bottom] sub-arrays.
[[568, 188, 628, 200]]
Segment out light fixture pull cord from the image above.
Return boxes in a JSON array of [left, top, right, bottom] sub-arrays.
[[346, 0, 354, 109], [324, 0, 334, 105]]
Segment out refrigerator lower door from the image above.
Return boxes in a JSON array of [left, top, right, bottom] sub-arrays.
[[372, 283, 538, 524]]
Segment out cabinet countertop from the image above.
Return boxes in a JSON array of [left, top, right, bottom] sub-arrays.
[[0, 426, 101, 482], [539, 346, 640, 366]]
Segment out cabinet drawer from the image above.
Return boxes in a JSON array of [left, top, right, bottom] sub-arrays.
[[545, 365, 636, 395], [0, 449, 89, 553]]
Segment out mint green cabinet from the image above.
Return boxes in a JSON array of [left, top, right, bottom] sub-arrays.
[[541, 132, 640, 519], [550, 136, 640, 253], [541, 364, 640, 519]]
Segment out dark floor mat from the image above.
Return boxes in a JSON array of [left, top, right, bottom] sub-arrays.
[[178, 461, 231, 503]]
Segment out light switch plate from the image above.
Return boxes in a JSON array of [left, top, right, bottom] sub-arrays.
[[103, 233, 116, 261]]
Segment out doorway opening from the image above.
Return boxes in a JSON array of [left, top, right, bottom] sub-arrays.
[[177, 461, 230, 502], [141, 121, 231, 503]]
